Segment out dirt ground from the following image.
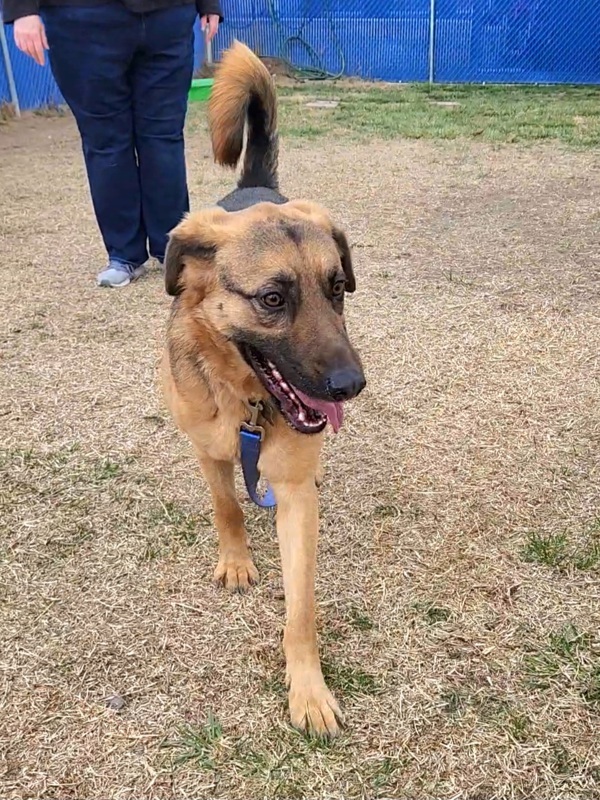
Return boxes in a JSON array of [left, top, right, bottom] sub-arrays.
[[1, 111, 600, 800]]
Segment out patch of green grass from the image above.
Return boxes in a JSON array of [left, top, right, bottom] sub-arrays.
[[522, 531, 569, 567], [233, 731, 334, 784], [372, 504, 399, 520], [302, 731, 340, 753], [413, 602, 452, 624], [369, 755, 406, 790], [441, 688, 467, 716], [573, 519, 600, 570], [549, 744, 576, 776], [140, 539, 163, 562], [548, 623, 591, 659], [581, 666, 600, 708], [349, 606, 374, 631], [276, 83, 600, 147], [523, 624, 598, 697], [321, 660, 379, 697], [0, 446, 134, 492], [522, 522, 600, 571], [0, 447, 33, 469], [92, 458, 122, 482], [475, 693, 511, 722], [148, 500, 209, 546], [282, 122, 325, 139], [232, 731, 373, 800], [235, 746, 271, 778], [261, 675, 287, 698], [440, 686, 531, 743], [232, 735, 404, 798], [523, 624, 584, 689], [523, 648, 563, 690], [162, 714, 222, 769], [574, 540, 600, 570], [507, 712, 530, 743], [1, 443, 80, 474], [461, 690, 536, 744]]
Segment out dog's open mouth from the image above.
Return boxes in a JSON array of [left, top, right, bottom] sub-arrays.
[[243, 346, 344, 435]]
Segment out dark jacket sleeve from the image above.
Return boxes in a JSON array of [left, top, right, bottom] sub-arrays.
[[195, 0, 223, 20], [2, 0, 40, 23]]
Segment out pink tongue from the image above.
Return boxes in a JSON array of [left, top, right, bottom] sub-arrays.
[[295, 389, 344, 433]]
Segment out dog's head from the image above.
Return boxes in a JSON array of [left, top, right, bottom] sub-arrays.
[[165, 200, 365, 434]]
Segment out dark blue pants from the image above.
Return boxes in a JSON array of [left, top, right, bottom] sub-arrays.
[[43, 2, 196, 267]]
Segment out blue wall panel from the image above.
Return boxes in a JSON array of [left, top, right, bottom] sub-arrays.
[[215, 0, 430, 81], [213, 12, 430, 81], [0, 49, 9, 103], [2, 1, 600, 111], [1, 17, 211, 109], [434, 0, 600, 84], [1, 22, 63, 109]]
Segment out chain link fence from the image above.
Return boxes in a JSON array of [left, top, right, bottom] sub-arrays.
[[2, 0, 600, 112], [433, 0, 600, 84], [0, 13, 62, 112]]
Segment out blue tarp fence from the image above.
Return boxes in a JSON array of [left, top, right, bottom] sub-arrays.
[[1, 1, 599, 111]]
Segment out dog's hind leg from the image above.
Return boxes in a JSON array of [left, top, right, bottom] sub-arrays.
[[196, 452, 259, 592]]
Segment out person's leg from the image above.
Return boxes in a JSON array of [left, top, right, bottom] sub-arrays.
[[131, 4, 196, 264], [42, 5, 149, 283]]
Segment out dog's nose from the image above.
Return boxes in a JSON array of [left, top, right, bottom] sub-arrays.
[[326, 367, 366, 401]]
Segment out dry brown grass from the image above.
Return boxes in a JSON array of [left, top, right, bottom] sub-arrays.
[[1, 109, 600, 800], [0, 103, 17, 123]]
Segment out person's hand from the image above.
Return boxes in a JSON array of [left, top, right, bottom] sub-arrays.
[[14, 15, 48, 66], [200, 14, 219, 41]]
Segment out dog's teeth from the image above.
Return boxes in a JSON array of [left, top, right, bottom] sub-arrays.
[[298, 410, 306, 423], [280, 381, 289, 391]]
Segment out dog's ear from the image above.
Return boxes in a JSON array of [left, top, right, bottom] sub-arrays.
[[284, 200, 356, 293], [331, 225, 356, 294], [165, 208, 229, 297]]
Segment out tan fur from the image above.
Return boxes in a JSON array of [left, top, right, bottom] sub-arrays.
[[161, 46, 364, 738], [208, 41, 277, 172]]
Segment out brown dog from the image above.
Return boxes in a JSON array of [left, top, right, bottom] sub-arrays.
[[161, 41, 365, 737]]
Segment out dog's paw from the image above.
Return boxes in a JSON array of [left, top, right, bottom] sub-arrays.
[[287, 671, 343, 738], [214, 552, 259, 593]]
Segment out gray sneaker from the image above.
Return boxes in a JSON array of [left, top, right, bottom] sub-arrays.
[[96, 261, 146, 288]]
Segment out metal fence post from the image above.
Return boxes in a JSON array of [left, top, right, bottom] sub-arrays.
[[204, 24, 213, 67], [428, 0, 436, 84], [0, 14, 21, 116]]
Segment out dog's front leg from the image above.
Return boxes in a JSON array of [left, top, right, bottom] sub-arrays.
[[271, 478, 342, 737], [196, 452, 259, 592]]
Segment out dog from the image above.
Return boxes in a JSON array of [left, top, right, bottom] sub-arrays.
[[160, 41, 366, 737]]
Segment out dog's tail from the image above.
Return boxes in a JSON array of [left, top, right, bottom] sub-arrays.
[[208, 41, 279, 190]]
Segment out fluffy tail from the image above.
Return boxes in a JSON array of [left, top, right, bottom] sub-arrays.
[[208, 41, 279, 190]]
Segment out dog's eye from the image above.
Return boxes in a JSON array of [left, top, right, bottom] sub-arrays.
[[332, 279, 346, 298], [260, 291, 285, 309]]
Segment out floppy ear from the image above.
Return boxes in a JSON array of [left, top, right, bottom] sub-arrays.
[[165, 208, 228, 297], [283, 200, 356, 293], [331, 225, 356, 294]]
